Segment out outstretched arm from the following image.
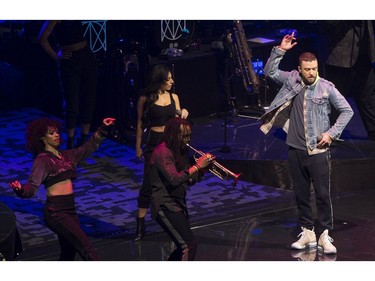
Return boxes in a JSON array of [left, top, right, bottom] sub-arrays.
[[9, 180, 21, 192], [9, 180, 38, 198], [67, 117, 116, 163]]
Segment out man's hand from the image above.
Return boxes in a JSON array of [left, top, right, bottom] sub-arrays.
[[317, 132, 332, 149], [196, 153, 216, 170], [278, 32, 298, 51]]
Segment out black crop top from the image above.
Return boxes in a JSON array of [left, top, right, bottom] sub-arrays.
[[147, 92, 176, 127], [53, 20, 86, 46], [14, 125, 108, 198]]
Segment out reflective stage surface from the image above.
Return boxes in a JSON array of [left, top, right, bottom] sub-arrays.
[[1, 97, 375, 264]]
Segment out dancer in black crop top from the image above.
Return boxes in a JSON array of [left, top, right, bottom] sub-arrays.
[[134, 64, 189, 241], [9, 116, 116, 260], [38, 20, 98, 149], [147, 92, 176, 127]]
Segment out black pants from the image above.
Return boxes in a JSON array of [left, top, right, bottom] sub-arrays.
[[137, 130, 164, 209], [156, 207, 198, 261], [288, 148, 333, 235], [43, 194, 100, 261], [58, 46, 98, 130]]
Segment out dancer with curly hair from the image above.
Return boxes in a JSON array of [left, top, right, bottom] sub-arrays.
[[9, 116, 115, 261]]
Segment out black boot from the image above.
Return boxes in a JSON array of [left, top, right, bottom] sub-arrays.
[[67, 137, 75, 149], [133, 217, 145, 242]]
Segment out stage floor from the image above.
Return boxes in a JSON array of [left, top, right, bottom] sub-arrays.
[[1, 97, 375, 265]]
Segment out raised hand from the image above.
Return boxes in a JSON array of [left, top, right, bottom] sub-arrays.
[[279, 32, 297, 51], [103, 118, 116, 126]]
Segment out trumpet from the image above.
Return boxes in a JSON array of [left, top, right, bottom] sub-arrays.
[[186, 144, 242, 188]]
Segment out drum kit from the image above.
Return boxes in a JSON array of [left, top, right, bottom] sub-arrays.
[[105, 38, 149, 142]]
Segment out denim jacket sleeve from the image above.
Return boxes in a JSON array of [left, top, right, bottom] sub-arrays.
[[264, 46, 292, 84], [259, 47, 298, 134], [320, 80, 354, 140]]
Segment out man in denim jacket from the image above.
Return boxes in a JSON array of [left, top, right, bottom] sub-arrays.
[[259, 32, 353, 255]]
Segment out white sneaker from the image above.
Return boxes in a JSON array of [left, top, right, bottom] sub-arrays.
[[291, 227, 317, 250], [318, 230, 337, 254], [291, 249, 317, 261]]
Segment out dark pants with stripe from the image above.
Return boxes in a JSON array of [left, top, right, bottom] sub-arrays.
[[156, 206, 198, 261], [288, 147, 333, 236], [43, 194, 100, 261]]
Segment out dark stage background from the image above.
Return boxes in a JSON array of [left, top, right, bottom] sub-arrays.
[[0, 20, 321, 123], [3, 20, 373, 192]]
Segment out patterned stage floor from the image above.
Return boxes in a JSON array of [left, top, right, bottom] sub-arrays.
[[0, 107, 295, 260]]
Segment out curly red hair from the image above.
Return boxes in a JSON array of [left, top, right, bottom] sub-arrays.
[[25, 117, 62, 157]]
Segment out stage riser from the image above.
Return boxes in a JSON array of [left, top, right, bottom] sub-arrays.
[[220, 159, 375, 192]]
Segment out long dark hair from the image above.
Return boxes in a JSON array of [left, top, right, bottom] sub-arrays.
[[25, 117, 62, 157], [163, 117, 191, 170], [140, 64, 171, 128]]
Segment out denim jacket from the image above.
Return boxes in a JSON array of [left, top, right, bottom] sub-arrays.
[[259, 46, 354, 155]]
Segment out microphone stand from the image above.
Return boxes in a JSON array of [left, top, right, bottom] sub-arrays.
[[219, 63, 237, 153], [220, 95, 236, 153], [220, 112, 231, 153]]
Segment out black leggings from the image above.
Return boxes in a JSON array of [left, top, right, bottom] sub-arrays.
[[58, 46, 98, 130], [156, 207, 198, 261], [43, 194, 100, 261]]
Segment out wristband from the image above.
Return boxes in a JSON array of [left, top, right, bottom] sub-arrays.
[[192, 165, 199, 173]]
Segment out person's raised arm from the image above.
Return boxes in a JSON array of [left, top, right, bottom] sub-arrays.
[[9, 180, 37, 198], [278, 32, 298, 52], [102, 117, 116, 127]]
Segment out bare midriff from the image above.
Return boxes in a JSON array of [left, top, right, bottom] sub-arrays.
[[47, 179, 74, 197], [150, 126, 165, 133]]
